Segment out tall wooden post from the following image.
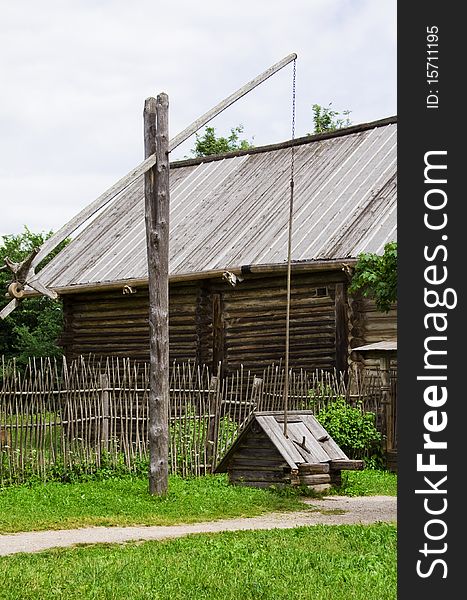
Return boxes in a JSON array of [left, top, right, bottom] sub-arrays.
[[144, 93, 170, 496]]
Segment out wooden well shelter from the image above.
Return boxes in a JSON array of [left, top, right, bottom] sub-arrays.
[[215, 411, 363, 491], [21, 117, 397, 376]]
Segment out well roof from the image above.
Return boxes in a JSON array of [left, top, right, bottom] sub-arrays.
[[215, 410, 349, 472]]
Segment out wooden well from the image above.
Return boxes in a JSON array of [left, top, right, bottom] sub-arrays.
[[215, 411, 363, 491]]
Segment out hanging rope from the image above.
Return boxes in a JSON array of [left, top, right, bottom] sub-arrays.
[[283, 58, 296, 437]]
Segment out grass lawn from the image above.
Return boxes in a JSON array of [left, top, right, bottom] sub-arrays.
[[0, 523, 397, 600], [0, 474, 306, 533], [334, 468, 397, 496], [0, 469, 397, 534]]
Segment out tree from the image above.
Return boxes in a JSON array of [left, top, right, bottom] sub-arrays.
[[348, 241, 397, 313], [191, 124, 254, 157], [311, 103, 352, 134], [0, 227, 68, 364]]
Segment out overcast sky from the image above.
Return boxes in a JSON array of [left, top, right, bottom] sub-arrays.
[[0, 0, 396, 238]]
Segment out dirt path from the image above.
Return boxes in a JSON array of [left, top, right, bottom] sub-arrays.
[[0, 495, 396, 557]]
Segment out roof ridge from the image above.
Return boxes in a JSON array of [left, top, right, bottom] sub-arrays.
[[171, 115, 397, 168]]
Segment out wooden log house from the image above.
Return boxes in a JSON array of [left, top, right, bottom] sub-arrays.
[[31, 117, 397, 376]]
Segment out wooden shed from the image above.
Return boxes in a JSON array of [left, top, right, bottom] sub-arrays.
[[215, 411, 363, 491], [24, 117, 397, 376]]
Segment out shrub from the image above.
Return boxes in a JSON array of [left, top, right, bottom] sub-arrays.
[[315, 397, 383, 468]]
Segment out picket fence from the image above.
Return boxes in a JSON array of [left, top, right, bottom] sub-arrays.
[[0, 355, 389, 485]]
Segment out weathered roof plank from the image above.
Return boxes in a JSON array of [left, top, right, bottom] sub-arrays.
[[37, 118, 397, 291]]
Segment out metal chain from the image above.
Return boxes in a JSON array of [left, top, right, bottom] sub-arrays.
[[283, 57, 297, 438]]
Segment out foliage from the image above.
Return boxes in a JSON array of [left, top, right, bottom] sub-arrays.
[[315, 397, 383, 467], [191, 124, 254, 157], [349, 241, 397, 312], [0, 524, 397, 600], [0, 226, 68, 365], [311, 103, 352, 134], [0, 474, 305, 533]]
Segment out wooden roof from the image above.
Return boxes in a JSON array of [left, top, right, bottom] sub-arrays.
[[352, 340, 397, 352], [36, 117, 397, 293], [216, 410, 349, 472]]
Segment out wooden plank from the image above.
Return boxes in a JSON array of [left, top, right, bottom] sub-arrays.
[[236, 438, 277, 450], [170, 53, 296, 152], [298, 463, 330, 474], [298, 474, 332, 485], [329, 459, 364, 471], [195, 284, 212, 366], [235, 446, 283, 459], [285, 421, 330, 463], [230, 469, 287, 482], [0, 298, 19, 320], [211, 293, 225, 371], [229, 461, 287, 470], [299, 414, 348, 460], [255, 415, 303, 468]]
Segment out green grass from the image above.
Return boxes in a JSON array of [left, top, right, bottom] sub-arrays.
[[0, 474, 305, 533], [333, 469, 397, 496], [0, 469, 397, 534], [0, 524, 397, 600]]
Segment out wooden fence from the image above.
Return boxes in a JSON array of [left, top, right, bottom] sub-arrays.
[[0, 356, 394, 485]]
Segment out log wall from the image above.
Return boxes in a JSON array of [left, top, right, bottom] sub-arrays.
[[349, 295, 397, 371], [228, 426, 292, 488], [61, 282, 202, 364], [209, 271, 340, 374], [60, 270, 397, 375]]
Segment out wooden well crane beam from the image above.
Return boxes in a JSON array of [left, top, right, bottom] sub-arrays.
[[1, 53, 296, 320]]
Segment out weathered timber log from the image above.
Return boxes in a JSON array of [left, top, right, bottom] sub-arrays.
[[230, 461, 289, 470], [212, 293, 225, 370], [309, 483, 332, 493], [145, 94, 170, 496], [299, 474, 332, 485], [298, 463, 330, 474], [329, 459, 364, 470], [230, 469, 288, 482]]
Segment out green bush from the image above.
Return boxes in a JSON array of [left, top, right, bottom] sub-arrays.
[[316, 398, 383, 468]]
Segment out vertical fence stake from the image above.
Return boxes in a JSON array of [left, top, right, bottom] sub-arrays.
[[251, 376, 263, 412], [206, 373, 220, 471], [100, 373, 109, 454]]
